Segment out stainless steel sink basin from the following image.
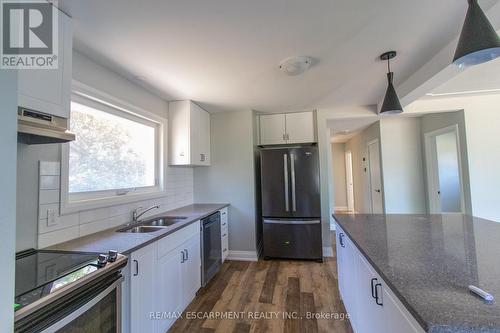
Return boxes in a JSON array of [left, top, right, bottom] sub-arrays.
[[142, 216, 188, 227], [116, 216, 188, 233], [117, 225, 165, 233]]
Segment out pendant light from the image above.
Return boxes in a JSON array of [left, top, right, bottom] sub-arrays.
[[454, 0, 500, 67], [379, 51, 403, 114]]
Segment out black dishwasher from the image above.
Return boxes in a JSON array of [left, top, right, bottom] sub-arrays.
[[201, 212, 222, 286]]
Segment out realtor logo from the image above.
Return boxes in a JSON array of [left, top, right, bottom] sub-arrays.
[[1, 0, 58, 69]]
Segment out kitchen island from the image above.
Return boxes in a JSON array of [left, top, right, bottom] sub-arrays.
[[333, 213, 500, 333]]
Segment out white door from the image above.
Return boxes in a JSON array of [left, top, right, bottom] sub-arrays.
[[367, 140, 383, 214], [345, 151, 355, 212], [181, 233, 202, 305], [130, 244, 156, 333], [259, 114, 286, 145], [425, 126, 464, 213], [285, 112, 316, 144], [155, 248, 184, 333], [336, 227, 346, 300]]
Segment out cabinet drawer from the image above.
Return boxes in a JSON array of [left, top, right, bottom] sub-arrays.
[[221, 223, 228, 236], [157, 221, 200, 259]]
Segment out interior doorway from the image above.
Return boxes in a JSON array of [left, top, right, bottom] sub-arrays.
[[424, 125, 465, 213], [367, 139, 383, 214], [345, 150, 355, 212]]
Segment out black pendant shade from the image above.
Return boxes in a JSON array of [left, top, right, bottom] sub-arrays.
[[380, 51, 403, 114], [381, 72, 403, 114], [454, 0, 500, 67]]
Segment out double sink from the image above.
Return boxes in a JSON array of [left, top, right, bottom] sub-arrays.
[[117, 216, 188, 233]]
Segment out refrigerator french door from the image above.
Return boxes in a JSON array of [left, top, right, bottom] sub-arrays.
[[260, 146, 322, 260]]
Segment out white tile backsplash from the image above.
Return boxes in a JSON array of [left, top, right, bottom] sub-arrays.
[[37, 163, 194, 248], [40, 176, 60, 190], [39, 161, 60, 176], [39, 189, 60, 205]]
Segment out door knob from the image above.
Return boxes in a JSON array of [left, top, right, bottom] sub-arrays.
[[375, 189, 381, 193]]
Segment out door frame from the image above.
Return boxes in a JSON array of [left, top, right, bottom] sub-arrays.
[[345, 150, 355, 212], [424, 124, 465, 214], [367, 139, 383, 214]]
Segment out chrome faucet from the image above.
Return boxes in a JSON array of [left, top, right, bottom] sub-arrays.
[[132, 205, 160, 223]]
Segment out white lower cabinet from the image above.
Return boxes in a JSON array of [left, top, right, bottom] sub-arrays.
[[180, 233, 202, 305], [127, 222, 201, 333], [130, 243, 156, 333], [335, 224, 424, 333], [154, 247, 184, 333]]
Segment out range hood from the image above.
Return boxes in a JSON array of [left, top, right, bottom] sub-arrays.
[[17, 107, 76, 145]]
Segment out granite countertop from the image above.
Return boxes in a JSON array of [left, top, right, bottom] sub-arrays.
[[333, 213, 500, 333], [46, 203, 229, 255]]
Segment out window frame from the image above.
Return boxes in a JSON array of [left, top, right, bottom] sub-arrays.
[[60, 81, 167, 214]]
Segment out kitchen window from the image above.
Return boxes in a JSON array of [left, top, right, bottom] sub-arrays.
[[61, 87, 166, 213]]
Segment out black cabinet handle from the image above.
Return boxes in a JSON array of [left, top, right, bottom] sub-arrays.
[[370, 278, 378, 299], [375, 283, 383, 306], [133, 260, 139, 276], [339, 233, 345, 247]]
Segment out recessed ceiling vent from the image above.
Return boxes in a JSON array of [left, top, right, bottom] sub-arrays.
[[279, 56, 313, 76]]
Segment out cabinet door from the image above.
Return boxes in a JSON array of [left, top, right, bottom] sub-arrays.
[[130, 244, 156, 333], [383, 287, 424, 333], [168, 101, 191, 165], [342, 236, 359, 332], [181, 233, 202, 305], [198, 107, 211, 166], [18, 9, 72, 118], [335, 228, 345, 299], [285, 112, 316, 144], [355, 254, 385, 333], [154, 248, 184, 333], [259, 114, 286, 145]]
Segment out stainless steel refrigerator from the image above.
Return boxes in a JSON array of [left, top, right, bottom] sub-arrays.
[[260, 146, 322, 261]]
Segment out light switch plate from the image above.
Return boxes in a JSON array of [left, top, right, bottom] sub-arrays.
[[47, 209, 57, 227]]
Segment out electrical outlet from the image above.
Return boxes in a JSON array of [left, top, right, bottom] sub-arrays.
[[47, 209, 57, 227]]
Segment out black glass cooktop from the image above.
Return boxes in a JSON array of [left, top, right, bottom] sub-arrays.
[[15, 250, 99, 310]]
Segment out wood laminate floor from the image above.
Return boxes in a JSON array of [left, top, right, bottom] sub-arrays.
[[169, 233, 353, 333]]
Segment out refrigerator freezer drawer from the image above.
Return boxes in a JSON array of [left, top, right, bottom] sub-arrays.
[[263, 219, 322, 260]]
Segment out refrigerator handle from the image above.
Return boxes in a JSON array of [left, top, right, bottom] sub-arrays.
[[290, 153, 296, 212], [284, 154, 289, 212]]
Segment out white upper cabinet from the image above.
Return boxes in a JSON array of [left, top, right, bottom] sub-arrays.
[[17, 8, 72, 119], [285, 112, 316, 144], [259, 111, 316, 145], [168, 100, 211, 166], [259, 114, 287, 145]]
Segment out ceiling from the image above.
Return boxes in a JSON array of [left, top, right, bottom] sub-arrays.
[[428, 56, 500, 97], [58, 0, 498, 113], [328, 117, 377, 143]]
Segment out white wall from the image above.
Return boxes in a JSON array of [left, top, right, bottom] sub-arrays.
[[17, 50, 194, 250], [0, 70, 17, 332], [462, 96, 500, 222], [380, 117, 426, 213], [345, 121, 381, 213], [331, 143, 347, 209], [194, 110, 257, 253]]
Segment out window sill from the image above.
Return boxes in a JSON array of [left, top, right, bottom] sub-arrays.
[[60, 189, 167, 215]]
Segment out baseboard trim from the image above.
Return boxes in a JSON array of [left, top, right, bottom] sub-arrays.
[[227, 250, 259, 261], [323, 246, 334, 257], [334, 206, 348, 211]]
